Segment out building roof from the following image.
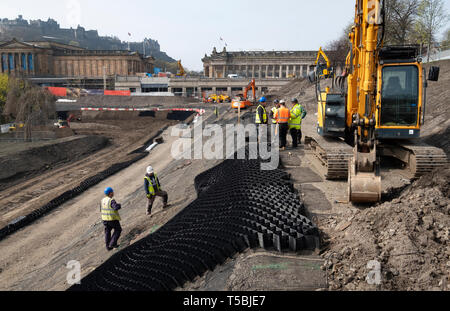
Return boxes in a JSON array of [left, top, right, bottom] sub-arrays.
[[0, 38, 85, 51], [0, 38, 154, 62], [202, 47, 318, 62]]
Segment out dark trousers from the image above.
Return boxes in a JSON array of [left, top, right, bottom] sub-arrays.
[[147, 190, 168, 213], [103, 220, 122, 249], [290, 128, 299, 148], [279, 123, 289, 148], [257, 124, 271, 143]]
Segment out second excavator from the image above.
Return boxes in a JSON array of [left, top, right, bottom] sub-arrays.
[[307, 0, 447, 203], [231, 79, 256, 110]]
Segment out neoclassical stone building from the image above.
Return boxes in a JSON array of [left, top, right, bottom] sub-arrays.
[[202, 47, 317, 79], [0, 39, 154, 77]]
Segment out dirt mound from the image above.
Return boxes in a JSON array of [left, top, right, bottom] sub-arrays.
[[0, 135, 108, 188], [421, 59, 450, 155], [268, 78, 317, 112], [321, 165, 450, 291], [76, 95, 196, 108], [424, 126, 450, 156]]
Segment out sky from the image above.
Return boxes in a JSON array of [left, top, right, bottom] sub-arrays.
[[1, 0, 450, 70]]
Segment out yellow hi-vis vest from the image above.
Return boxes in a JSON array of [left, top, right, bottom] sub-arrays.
[[271, 107, 278, 123], [101, 197, 121, 221], [255, 105, 267, 124], [289, 104, 303, 130], [145, 174, 161, 196]]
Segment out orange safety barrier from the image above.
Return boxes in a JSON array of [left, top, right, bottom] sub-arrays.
[[45, 87, 67, 97], [104, 90, 131, 96]]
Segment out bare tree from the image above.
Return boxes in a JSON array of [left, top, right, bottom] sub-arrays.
[[441, 28, 450, 50], [384, 0, 420, 45], [414, 0, 449, 61], [15, 87, 55, 141], [325, 23, 353, 73], [3, 77, 55, 141], [3, 75, 24, 119]]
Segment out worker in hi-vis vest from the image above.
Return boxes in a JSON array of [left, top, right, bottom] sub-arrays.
[[288, 98, 307, 148], [255, 97, 268, 143], [270, 99, 280, 124], [100, 187, 122, 251], [145, 166, 168, 216], [274, 100, 291, 150]]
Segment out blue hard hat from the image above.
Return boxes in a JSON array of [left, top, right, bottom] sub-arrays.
[[259, 97, 267, 103], [104, 187, 114, 195]]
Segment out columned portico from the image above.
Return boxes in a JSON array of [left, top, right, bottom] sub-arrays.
[[202, 48, 317, 79]]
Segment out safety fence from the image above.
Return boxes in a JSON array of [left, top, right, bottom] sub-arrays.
[[0, 127, 169, 242], [80, 107, 206, 117], [45, 87, 132, 97], [69, 148, 319, 291]]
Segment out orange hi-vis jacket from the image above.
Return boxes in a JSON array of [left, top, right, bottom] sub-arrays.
[[274, 107, 290, 124]]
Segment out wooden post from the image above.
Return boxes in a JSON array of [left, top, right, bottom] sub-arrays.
[[103, 66, 106, 90], [238, 106, 241, 124]]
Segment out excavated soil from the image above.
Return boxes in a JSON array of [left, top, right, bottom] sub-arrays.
[[422, 59, 450, 155], [0, 135, 108, 190], [321, 166, 450, 291]]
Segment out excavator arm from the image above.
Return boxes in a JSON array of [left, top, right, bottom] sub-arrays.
[[243, 79, 256, 102], [176, 60, 186, 76], [346, 0, 385, 203], [315, 47, 333, 79]]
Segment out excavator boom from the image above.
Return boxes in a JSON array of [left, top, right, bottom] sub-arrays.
[[345, 0, 384, 202], [243, 79, 256, 101], [176, 60, 186, 76], [232, 79, 256, 110]]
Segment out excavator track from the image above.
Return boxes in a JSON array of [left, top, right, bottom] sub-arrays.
[[305, 133, 353, 180], [380, 141, 448, 179]]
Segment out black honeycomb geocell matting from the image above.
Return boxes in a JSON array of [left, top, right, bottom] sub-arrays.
[[69, 154, 319, 291]]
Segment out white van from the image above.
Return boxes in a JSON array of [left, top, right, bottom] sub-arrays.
[[227, 74, 239, 79]]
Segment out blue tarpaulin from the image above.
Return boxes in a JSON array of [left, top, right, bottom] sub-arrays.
[[86, 89, 105, 95], [22, 53, 27, 70], [28, 54, 33, 71]]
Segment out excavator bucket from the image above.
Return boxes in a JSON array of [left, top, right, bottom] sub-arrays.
[[348, 157, 381, 203]]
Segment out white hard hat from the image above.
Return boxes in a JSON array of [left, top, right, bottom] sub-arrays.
[[280, 100, 286, 104], [146, 166, 154, 174]]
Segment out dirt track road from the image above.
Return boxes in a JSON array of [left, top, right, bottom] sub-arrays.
[[0, 124, 211, 290]]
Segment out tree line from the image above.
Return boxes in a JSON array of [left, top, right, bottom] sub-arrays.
[[326, 0, 449, 67]]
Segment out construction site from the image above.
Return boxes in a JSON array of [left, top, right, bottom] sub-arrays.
[[0, 0, 449, 294]]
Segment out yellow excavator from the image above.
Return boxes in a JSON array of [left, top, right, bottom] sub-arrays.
[[307, 0, 447, 203], [176, 60, 186, 77], [315, 47, 334, 80]]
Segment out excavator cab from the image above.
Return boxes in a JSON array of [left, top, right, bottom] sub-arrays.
[[375, 46, 428, 138]]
